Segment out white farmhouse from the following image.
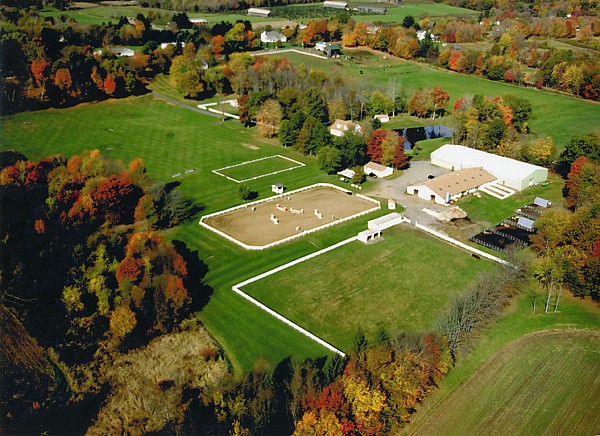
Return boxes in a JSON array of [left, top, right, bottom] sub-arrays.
[[330, 119, 362, 137], [431, 144, 548, 191], [110, 47, 135, 57], [261, 30, 287, 44]]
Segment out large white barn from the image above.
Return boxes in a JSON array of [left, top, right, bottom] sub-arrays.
[[431, 144, 548, 191]]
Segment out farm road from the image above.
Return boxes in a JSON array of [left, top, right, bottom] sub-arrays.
[[151, 91, 222, 118]]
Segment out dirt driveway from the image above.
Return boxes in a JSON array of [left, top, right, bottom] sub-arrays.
[[364, 161, 450, 228]]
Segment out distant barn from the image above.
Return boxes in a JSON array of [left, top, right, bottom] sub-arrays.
[[323, 1, 348, 9], [356, 6, 387, 14], [189, 18, 208, 26], [247, 7, 271, 17]]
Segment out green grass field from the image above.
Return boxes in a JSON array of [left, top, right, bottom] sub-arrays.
[[353, 3, 478, 23], [406, 329, 600, 435], [1, 94, 392, 371], [215, 155, 303, 182], [243, 226, 494, 351], [269, 48, 600, 147]]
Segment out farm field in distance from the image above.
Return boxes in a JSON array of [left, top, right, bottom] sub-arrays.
[[405, 329, 600, 436], [243, 226, 494, 351]]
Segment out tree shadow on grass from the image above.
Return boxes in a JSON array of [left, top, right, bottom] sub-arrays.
[[171, 240, 212, 312]]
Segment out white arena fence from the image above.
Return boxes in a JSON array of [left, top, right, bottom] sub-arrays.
[[198, 99, 240, 119], [199, 183, 381, 250], [414, 222, 516, 268], [232, 236, 358, 357], [212, 155, 305, 183]]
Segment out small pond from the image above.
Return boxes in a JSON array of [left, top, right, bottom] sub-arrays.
[[394, 125, 453, 150]]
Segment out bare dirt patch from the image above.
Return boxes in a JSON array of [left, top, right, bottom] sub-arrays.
[[71, 2, 99, 8], [241, 143, 260, 150], [203, 186, 378, 247]]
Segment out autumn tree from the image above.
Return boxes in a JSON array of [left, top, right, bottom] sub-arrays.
[[256, 99, 283, 137], [430, 86, 450, 119], [407, 88, 430, 118]]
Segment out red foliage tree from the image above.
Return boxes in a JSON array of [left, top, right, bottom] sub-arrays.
[[91, 175, 143, 224], [392, 140, 409, 169], [116, 255, 143, 284], [104, 74, 117, 95], [211, 35, 225, 57], [565, 156, 592, 209], [367, 129, 387, 163]]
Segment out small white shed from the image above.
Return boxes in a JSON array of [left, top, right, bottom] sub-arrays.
[[533, 197, 551, 208], [272, 183, 285, 194], [364, 162, 393, 178]]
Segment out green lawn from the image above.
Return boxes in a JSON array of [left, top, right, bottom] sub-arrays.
[[243, 226, 494, 352], [406, 328, 600, 435], [215, 154, 303, 182], [268, 48, 600, 148], [353, 3, 478, 23], [0, 94, 389, 371]]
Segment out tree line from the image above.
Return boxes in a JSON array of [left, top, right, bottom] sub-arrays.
[[531, 133, 600, 305], [0, 7, 262, 114]]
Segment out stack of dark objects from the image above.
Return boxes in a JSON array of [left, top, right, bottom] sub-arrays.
[[469, 197, 551, 253]]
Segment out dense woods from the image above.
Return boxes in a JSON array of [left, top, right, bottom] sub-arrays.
[[531, 134, 600, 303], [0, 150, 221, 433]]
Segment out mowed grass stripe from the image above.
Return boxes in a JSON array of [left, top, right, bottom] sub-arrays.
[[407, 330, 600, 436], [243, 226, 494, 351]]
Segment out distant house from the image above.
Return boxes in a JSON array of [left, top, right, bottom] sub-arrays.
[[160, 42, 186, 49], [324, 43, 341, 58], [366, 24, 381, 34], [406, 167, 496, 205], [365, 162, 394, 178], [261, 30, 287, 44], [190, 18, 208, 26], [416, 30, 427, 41], [431, 144, 548, 191], [330, 119, 362, 137], [248, 7, 271, 17], [373, 114, 389, 123], [110, 47, 135, 57], [356, 6, 387, 14], [323, 1, 348, 9]]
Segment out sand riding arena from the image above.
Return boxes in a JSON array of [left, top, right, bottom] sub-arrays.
[[200, 184, 381, 249]]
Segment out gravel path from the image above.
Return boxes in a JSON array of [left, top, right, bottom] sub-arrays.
[[364, 161, 450, 228]]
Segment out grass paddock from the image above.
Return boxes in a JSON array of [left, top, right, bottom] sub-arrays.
[[243, 225, 494, 351]]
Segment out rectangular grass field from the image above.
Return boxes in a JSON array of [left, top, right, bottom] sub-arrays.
[[242, 225, 494, 352], [212, 155, 305, 183]]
